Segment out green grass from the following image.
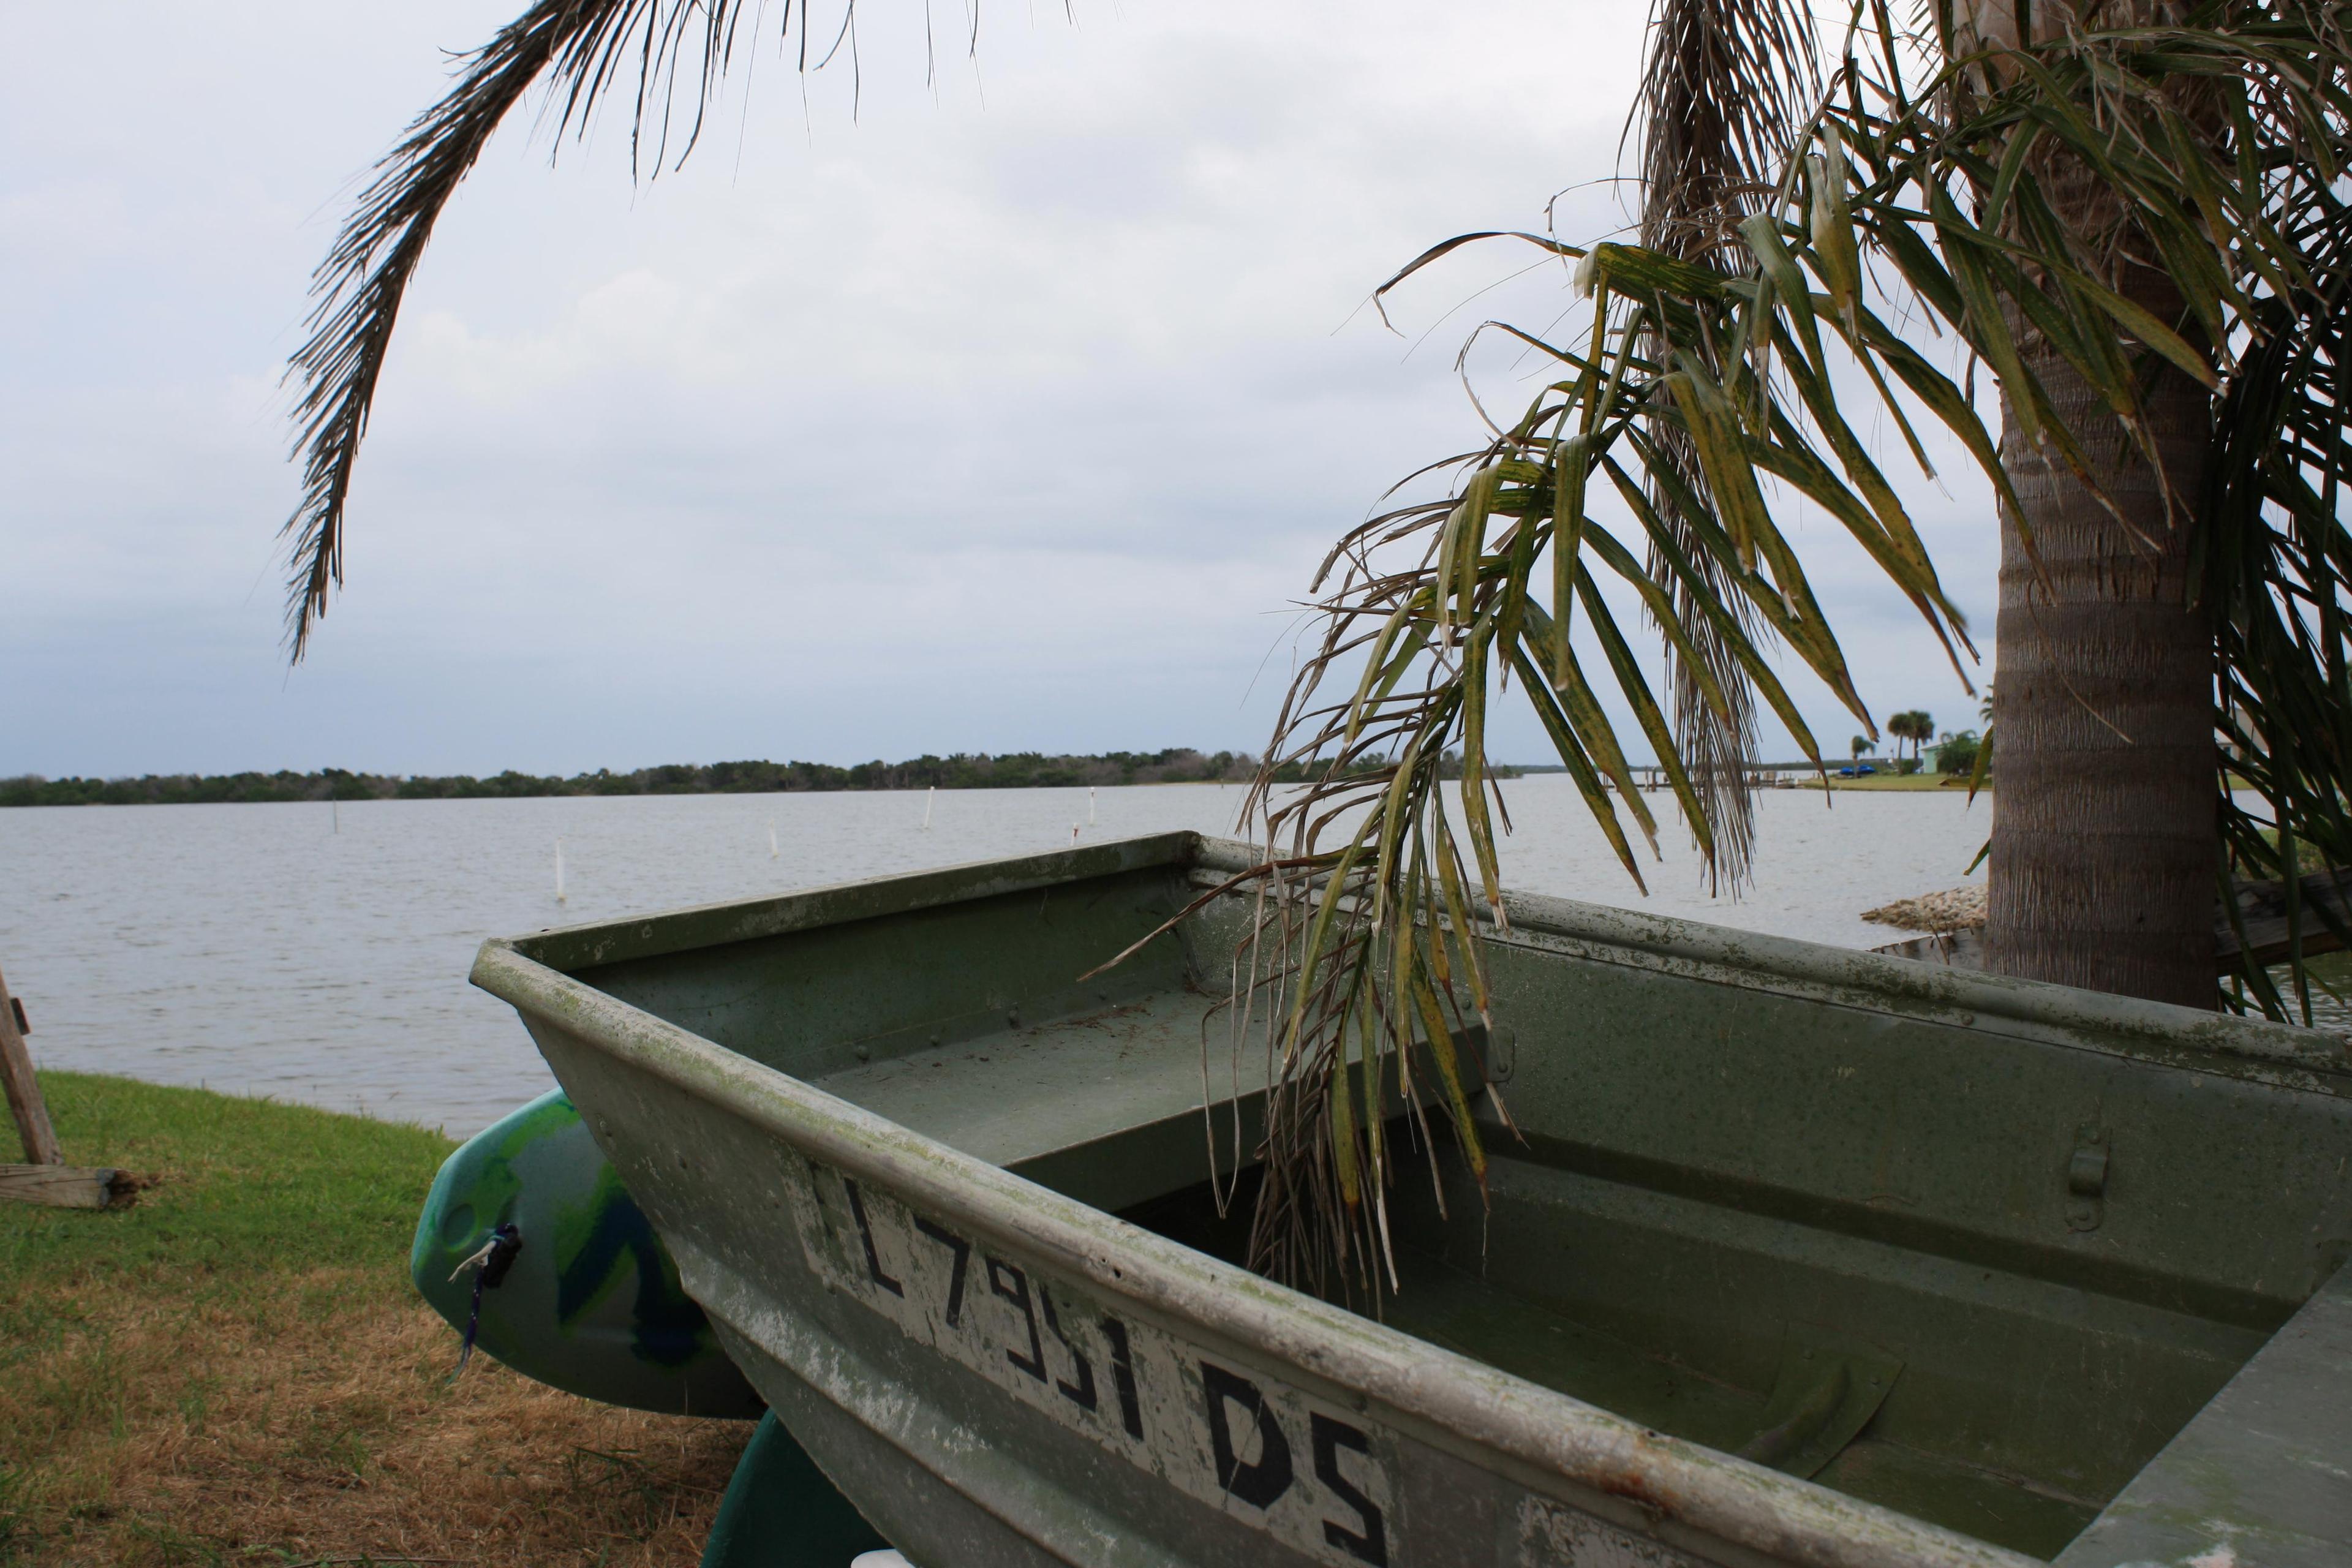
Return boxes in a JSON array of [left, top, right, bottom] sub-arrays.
[[1, 1074, 744, 1568], [1814, 772, 1983, 791], [2, 1072, 451, 1291], [2, 1076, 449, 1566]]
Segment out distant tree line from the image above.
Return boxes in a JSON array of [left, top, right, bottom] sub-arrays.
[[0, 747, 1514, 807], [0, 749, 1280, 807]]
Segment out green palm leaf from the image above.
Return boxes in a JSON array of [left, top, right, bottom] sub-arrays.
[[1238, 2, 2352, 1291]]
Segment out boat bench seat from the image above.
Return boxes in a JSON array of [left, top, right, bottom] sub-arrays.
[[2054, 1261, 2352, 1568], [805, 987, 1266, 1213]]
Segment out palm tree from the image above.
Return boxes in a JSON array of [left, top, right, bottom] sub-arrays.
[[1850, 735, 1874, 764], [1884, 710, 1921, 762], [1234, 0, 2352, 1280], [276, 1, 2352, 1288], [1967, 7, 2217, 1005]]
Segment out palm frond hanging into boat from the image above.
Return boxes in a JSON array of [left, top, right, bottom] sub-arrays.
[[1237, 2, 2352, 1292]]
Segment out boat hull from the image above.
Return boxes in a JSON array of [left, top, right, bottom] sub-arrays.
[[516, 989, 2007, 1568], [471, 832, 2352, 1568]]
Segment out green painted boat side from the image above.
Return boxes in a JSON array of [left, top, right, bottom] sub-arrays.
[[2050, 1260, 2352, 1568], [469, 832, 2352, 1567]]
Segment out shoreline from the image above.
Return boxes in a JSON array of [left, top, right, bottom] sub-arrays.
[[1810, 774, 1985, 792]]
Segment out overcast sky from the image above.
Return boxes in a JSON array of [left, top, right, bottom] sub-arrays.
[[0, 1, 1997, 778]]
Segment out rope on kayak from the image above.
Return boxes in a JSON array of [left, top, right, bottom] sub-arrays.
[[448, 1223, 523, 1378]]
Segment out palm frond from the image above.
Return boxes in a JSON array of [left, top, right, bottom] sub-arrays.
[[281, 0, 835, 658], [1637, 0, 1821, 265], [1242, 1, 2352, 1292], [1633, 0, 1823, 894]]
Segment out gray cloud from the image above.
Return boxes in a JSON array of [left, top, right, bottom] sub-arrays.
[[0, 1, 1994, 779]]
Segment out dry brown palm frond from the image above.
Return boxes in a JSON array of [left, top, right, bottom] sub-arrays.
[[1630, 0, 1825, 894], [1635, 0, 1822, 268]]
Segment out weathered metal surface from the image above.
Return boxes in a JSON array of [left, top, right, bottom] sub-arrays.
[[502, 993, 2020, 1568], [410, 1087, 763, 1417], [469, 832, 2352, 1567], [1732, 1343, 1901, 1482], [2054, 1262, 2352, 1568]]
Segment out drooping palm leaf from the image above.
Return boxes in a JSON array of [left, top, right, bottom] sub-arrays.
[[1236, 2, 2352, 1292], [1633, 0, 1823, 895], [281, 0, 858, 658]]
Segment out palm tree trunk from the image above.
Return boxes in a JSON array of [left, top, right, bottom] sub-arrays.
[[1983, 293, 2217, 1007]]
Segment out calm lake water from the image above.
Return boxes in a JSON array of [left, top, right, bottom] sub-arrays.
[[0, 781, 1996, 1137]]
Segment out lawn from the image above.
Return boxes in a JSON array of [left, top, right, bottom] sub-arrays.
[[1812, 772, 1983, 792], [1, 1073, 748, 1567]]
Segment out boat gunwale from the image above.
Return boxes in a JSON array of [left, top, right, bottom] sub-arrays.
[[471, 836, 2046, 1568], [510, 829, 2345, 1092], [1178, 840, 2350, 1090], [504, 831, 1204, 974]]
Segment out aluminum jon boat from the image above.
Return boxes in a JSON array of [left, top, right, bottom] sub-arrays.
[[455, 831, 2352, 1567]]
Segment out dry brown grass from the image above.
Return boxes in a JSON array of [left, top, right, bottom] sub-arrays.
[[1, 1076, 753, 1567], [7, 1267, 752, 1568]]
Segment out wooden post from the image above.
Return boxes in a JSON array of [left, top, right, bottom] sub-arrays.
[[0, 961, 136, 1208], [0, 1164, 132, 1209], [0, 960, 62, 1166]]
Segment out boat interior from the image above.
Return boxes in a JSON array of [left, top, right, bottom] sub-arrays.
[[560, 845, 2352, 1562]]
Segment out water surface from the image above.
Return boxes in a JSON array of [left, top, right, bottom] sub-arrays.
[[0, 781, 1993, 1136]]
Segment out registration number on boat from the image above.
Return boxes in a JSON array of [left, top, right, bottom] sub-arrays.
[[788, 1158, 1395, 1567]]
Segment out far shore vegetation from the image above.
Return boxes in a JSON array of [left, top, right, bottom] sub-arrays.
[[1, 748, 1526, 809]]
